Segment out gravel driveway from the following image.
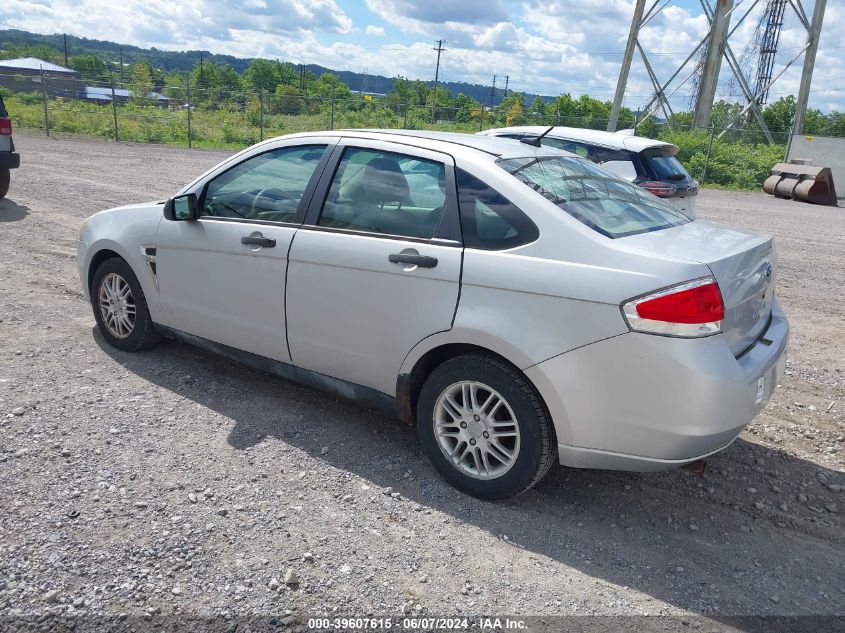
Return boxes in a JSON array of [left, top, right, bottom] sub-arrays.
[[1, 133, 843, 630]]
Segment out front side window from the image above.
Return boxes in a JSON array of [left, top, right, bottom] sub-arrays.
[[201, 145, 327, 222], [318, 147, 447, 239], [456, 168, 538, 250], [498, 156, 689, 239]]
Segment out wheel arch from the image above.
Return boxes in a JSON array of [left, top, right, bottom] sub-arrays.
[[87, 248, 124, 295], [396, 338, 551, 428]]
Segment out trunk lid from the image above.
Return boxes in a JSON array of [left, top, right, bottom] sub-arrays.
[[621, 220, 776, 355]]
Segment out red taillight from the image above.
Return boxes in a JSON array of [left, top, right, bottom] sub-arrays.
[[0, 118, 11, 135], [622, 278, 724, 337], [640, 180, 675, 197], [636, 281, 724, 323]]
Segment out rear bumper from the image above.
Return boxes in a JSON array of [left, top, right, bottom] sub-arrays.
[[0, 152, 20, 169], [526, 299, 788, 471]]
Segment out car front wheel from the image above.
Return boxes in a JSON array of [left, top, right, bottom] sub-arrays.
[[91, 257, 160, 352], [417, 354, 557, 499]]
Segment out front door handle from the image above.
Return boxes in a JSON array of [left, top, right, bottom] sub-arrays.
[[388, 253, 438, 268], [241, 235, 276, 248]]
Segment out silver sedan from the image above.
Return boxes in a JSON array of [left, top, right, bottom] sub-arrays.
[[77, 130, 788, 499]]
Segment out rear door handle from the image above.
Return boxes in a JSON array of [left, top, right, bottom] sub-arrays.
[[241, 235, 276, 248], [388, 253, 438, 268]]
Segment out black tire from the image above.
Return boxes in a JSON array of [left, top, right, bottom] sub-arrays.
[[417, 354, 557, 500], [0, 167, 9, 199], [91, 257, 160, 352]]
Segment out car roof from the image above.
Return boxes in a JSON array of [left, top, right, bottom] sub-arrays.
[[480, 126, 677, 154], [274, 129, 575, 160]]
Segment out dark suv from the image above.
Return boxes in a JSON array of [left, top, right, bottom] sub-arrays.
[[0, 95, 21, 199]]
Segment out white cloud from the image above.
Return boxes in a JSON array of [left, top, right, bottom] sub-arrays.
[[0, 0, 841, 112]]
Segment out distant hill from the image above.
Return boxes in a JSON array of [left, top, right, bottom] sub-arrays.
[[0, 28, 554, 104]]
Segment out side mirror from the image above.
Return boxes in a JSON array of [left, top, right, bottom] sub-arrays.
[[163, 193, 198, 221]]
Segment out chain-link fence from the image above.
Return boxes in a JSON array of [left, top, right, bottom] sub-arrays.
[[0, 71, 789, 189]]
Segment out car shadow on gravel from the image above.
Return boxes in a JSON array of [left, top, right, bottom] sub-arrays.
[[0, 198, 30, 222], [96, 333, 845, 622]]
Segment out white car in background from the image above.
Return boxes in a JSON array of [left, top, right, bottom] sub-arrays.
[[480, 126, 699, 218]]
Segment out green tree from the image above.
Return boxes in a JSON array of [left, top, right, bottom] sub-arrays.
[[453, 93, 481, 123], [271, 84, 306, 115], [128, 62, 155, 106], [312, 73, 351, 100], [68, 55, 109, 82], [191, 61, 243, 105], [762, 96, 795, 135]]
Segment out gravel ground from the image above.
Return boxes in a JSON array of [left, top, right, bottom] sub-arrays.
[[0, 134, 843, 629]]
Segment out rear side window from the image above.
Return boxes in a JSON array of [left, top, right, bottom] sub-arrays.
[[498, 156, 688, 239], [540, 137, 590, 158], [456, 168, 538, 250], [318, 147, 447, 239], [641, 148, 690, 180]]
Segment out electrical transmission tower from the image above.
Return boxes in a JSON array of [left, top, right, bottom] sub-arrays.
[[607, 0, 827, 141], [754, 0, 788, 106]]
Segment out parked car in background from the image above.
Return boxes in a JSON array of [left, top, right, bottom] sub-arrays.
[[78, 130, 786, 499], [0, 95, 21, 199], [480, 126, 699, 218]]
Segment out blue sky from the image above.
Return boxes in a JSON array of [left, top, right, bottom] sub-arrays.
[[2, 0, 842, 113]]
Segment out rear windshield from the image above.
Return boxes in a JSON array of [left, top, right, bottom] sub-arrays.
[[498, 156, 689, 239], [641, 148, 690, 181]]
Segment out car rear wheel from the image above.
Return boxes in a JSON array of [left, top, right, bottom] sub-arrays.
[[417, 354, 557, 499], [91, 258, 160, 352], [0, 167, 9, 199]]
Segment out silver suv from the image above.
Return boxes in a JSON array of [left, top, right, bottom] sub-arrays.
[[77, 130, 787, 499], [0, 95, 20, 199]]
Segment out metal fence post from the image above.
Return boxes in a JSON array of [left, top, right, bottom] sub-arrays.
[[259, 82, 265, 142], [403, 104, 408, 129], [111, 75, 119, 142], [479, 106, 485, 132], [186, 76, 192, 148], [701, 126, 715, 184], [330, 99, 335, 130], [40, 68, 50, 136]]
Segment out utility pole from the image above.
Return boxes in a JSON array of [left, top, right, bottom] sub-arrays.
[[432, 39, 445, 123], [503, 75, 509, 100], [489, 75, 497, 107], [199, 51, 204, 84], [63, 34, 68, 66], [119, 48, 124, 83], [793, 0, 826, 135], [361, 67, 368, 95], [299, 64, 305, 92]]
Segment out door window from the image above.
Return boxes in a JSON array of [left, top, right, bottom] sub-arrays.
[[540, 137, 591, 158], [456, 168, 539, 250], [201, 145, 327, 223], [317, 148, 447, 239]]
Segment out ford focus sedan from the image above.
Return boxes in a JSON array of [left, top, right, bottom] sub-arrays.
[[77, 130, 788, 499]]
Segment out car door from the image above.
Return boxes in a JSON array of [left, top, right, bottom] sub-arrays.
[[155, 140, 334, 362], [286, 140, 463, 395]]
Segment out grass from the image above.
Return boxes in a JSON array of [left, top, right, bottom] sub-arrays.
[[5, 92, 784, 190]]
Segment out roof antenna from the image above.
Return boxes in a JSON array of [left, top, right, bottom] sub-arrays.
[[520, 125, 555, 148]]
